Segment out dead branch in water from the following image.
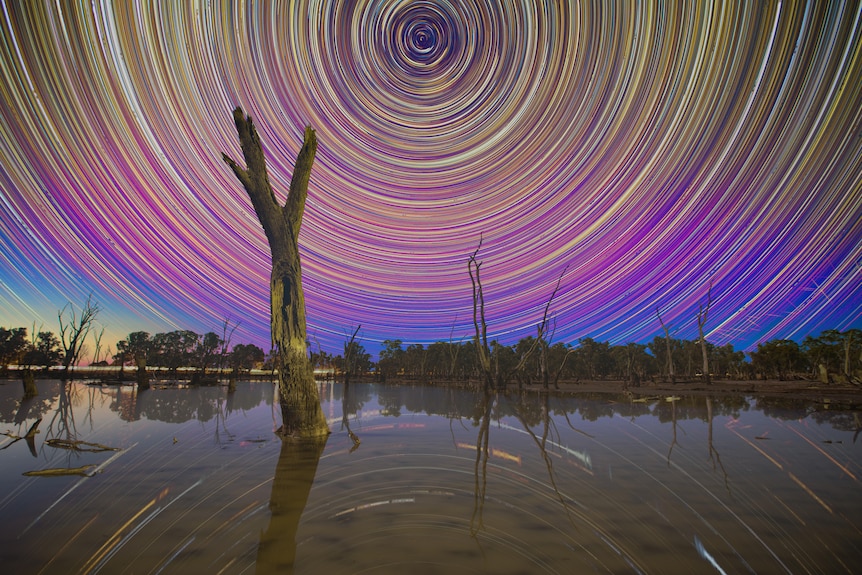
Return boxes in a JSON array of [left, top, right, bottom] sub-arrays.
[[24, 464, 97, 477], [1, 418, 41, 450], [45, 438, 120, 452]]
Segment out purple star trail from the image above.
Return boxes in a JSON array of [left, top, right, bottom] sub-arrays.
[[1, 1, 860, 353]]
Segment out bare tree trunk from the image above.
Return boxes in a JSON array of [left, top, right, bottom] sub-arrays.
[[468, 240, 494, 392], [223, 107, 328, 438], [468, 240, 560, 392], [697, 284, 712, 385], [342, 325, 361, 387], [135, 353, 149, 391], [657, 308, 675, 384], [22, 369, 37, 398], [536, 268, 565, 390]]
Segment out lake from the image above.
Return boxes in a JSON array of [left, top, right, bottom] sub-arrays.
[[1, 380, 860, 574]]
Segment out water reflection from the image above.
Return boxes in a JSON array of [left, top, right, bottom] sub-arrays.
[[1, 380, 860, 573], [256, 437, 328, 573]]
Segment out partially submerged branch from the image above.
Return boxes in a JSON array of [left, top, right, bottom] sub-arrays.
[[45, 438, 121, 452], [24, 465, 97, 477]]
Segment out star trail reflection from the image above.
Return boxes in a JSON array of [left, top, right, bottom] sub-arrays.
[[1, 380, 860, 573]]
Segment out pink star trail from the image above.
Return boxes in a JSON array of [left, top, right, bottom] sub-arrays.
[[1, 1, 860, 353]]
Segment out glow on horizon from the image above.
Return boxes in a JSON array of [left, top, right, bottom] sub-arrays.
[[1, 1, 860, 356]]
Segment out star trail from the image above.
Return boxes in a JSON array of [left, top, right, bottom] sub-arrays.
[[1, 0, 860, 354]]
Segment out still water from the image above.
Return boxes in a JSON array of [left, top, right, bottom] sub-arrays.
[[1, 380, 860, 574]]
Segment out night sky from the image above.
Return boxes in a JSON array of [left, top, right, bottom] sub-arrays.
[[1, 1, 860, 356]]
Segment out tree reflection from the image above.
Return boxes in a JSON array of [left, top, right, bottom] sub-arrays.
[[706, 397, 730, 491], [257, 381, 376, 572], [44, 383, 78, 443], [108, 384, 274, 425], [340, 380, 362, 450], [1, 417, 41, 456], [470, 389, 493, 536], [0, 382, 59, 431], [511, 392, 586, 528], [256, 436, 328, 573], [666, 397, 681, 465], [469, 390, 596, 538]]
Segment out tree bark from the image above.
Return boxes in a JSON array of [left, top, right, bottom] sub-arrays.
[[223, 107, 328, 438]]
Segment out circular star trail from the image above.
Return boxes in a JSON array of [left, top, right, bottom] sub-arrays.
[[0, 0, 860, 353]]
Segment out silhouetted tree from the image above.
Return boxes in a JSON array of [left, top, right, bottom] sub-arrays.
[[23, 330, 61, 368], [151, 330, 198, 375], [405, 343, 428, 381], [117, 331, 152, 389], [192, 331, 222, 385], [0, 326, 28, 372], [57, 295, 100, 378], [575, 337, 612, 380], [228, 343, 265, 382], [339, 326, 368, 385], [378, 339, 404, 382]]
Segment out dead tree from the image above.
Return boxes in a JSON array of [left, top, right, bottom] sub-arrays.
[[223, 107, 328, 439], [58, 295, 100, 379], [535, 268, 570, 390], [90, 327, 105, 365], [657, 308, 675, 384], [697, 283, 713, 385], [342, 325, 361, 387], [468, 239, 559, 391], [468, 238, 499, 391]]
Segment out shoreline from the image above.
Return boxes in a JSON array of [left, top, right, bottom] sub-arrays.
[[4, 372, 861, 406], [512, 378, 862, 405]]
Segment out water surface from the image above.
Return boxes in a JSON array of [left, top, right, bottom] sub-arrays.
[[1, 380, 860, 573]]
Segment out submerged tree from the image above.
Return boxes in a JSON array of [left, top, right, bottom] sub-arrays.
[[222, 107, 328, 439]]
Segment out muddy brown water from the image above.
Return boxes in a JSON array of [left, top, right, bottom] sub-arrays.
[[1, 380, 860, 574]]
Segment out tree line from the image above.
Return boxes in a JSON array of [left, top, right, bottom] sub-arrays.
[[363, 328, 861, 387], [3, 322, 859, 386]]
